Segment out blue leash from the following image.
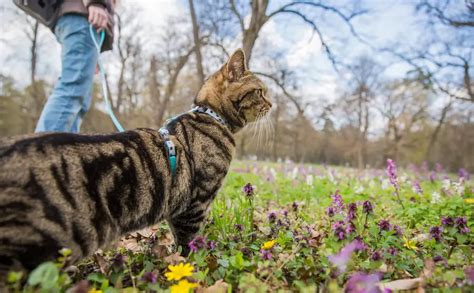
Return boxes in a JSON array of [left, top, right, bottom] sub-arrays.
[[89, 25, 125, 132]]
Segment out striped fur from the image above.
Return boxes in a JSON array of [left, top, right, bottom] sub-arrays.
[[0, 49, 271, 275]]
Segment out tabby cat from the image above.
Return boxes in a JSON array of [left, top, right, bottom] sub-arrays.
[[0, 49, 271, 276]]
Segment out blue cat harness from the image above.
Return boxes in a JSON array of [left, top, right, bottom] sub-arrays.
[[159, 106, 228, 176]]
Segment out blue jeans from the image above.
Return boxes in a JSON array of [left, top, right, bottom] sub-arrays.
[[35, 14, 99, 133]]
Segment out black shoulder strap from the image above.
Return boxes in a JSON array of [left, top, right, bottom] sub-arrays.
[[12, 0, 63, 28]]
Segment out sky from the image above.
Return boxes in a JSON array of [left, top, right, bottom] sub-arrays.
[[0, 0, 464, 130], [0, 0, 422, 82]]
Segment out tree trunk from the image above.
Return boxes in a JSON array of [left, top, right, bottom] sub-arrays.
[[156, 49, 195, 125], [425, 100, 453, 160], [271, 96, 282, 161], [188, 0, 205, 85], [28, 20, 40, 131], [241, 0, 269, 65]]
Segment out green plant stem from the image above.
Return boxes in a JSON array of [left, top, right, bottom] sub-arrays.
[[362, 213, 369, 234], [447, 241, 456, 259], [395, 189, 405, 209]]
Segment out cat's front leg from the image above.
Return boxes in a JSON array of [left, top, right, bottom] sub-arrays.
[[167, 207, 207, 256]]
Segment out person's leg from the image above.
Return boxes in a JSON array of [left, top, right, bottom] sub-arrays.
[[70, 81, 94, 133], [35, 14, 98, 133]]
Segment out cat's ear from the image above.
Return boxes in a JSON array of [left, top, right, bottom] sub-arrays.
[[226, 49, 247, 81]]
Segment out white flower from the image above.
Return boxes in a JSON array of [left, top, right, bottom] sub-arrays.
[[381, 179, 390, 190], [369, 180, 377, 189], [399, 175, 408, 183], [442, 179, 451, 190], [291, 167, 298, 180], [328, 171, 335, 183], [270, 168, 277, 179], [355, 185, 364, 194], [452, 181, 464, 195], [306, 174, 314, 186], [431, 192, 441, 203]]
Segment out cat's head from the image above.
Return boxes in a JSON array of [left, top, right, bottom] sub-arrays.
[[194, 49, 272, 132]]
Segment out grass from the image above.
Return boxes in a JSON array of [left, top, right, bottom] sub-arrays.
[[5, 161, 474, 292]]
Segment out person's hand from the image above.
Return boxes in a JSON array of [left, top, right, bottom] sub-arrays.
[[88, 4, 108, 31]]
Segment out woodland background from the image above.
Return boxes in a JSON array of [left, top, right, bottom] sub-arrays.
[[0, 0, 473, 172]]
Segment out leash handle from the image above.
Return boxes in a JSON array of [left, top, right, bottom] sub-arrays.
[[89, 25, 125, 132]]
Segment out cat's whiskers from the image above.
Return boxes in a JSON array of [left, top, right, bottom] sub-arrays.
[[261, 111, 273, 148], [250, 112, 261, 142]]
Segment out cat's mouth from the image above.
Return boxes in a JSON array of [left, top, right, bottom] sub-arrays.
[[260, 104, 271, 116]]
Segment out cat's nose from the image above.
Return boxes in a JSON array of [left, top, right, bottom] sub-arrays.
[[264, 97, 272, 108]]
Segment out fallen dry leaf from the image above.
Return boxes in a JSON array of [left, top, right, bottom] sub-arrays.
[[118, 237, 141, 252], [93, 252, 108, 275], [378, 278, 422, 291], [164, 252, 186, 264], [152, 244, 169, 258], [158, 232, 174, 246], [278, 253, 290, 262], [200, 279, 229, 293]]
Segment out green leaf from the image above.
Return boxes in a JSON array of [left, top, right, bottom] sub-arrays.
[[217, 258, 229, 268], [87, 272, 107, 284], [27, 262, 59, 289], [456, 234, 467, 244], [230, 252, 245, 270]]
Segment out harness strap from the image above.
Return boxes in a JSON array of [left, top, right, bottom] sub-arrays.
[[89, 25, 125, 132], [159, 105, 228, 177], [159, 128, 177, 176]]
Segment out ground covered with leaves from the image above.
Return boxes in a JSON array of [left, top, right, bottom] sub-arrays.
[[6, 160, 474, 292]]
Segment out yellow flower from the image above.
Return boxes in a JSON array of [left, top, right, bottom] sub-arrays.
[[170, 279, 198, 293], [88, 289, 102, 293], [465, 198, 474, 204], [261, 240, 276, 250], [164, 263, 194, 281], [403, 236, 418, 251]]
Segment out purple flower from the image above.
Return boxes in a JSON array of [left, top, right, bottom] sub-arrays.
[[260, 249, 273, 260], [386, 159, 399, 190], [292, 201, 299, 211], [433, 255, 444, 262], [331, 190, 345, 212], [435, 163, 443, 173], [378, 219, 391, 231], [326, 206, 335, 217], [345, 272, 382, 293], [234, 224, 244, 231], [455, 217, 467, 226], [441, 216, 454, 227], [207, 240, 216, 250], [393, 225, 403, 236], [240, 247, 251, 256], [459, 226, 470, 234], [142, 272, 157, 284], [332, 220, 346, 240], [455, 217, 470, 234], [458, 168, 470, 181], [112, 253, 125, 268], [387, 247, 398, 256], [282, 209, 289, 217], [267, 212, 277, 223], [429, 226, 443, 242], [371, 251, 382, 261], [345, 222, 356, 234], [328, 239, 365, 273], [412, 181, 423, 194], [362, 200, 373, 214], [465, 266, 474, 285], [188, 235, 207, 253], [243, 183, 254, 197], [347, 203, 357, 221]]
